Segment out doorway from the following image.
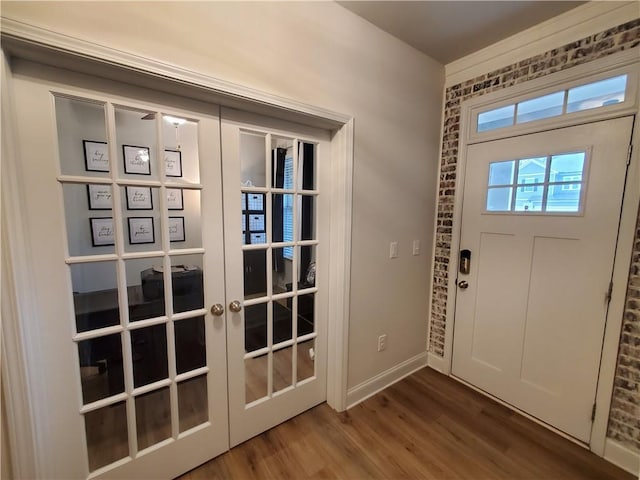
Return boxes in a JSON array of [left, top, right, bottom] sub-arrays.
[[452, 117, 634, 443]]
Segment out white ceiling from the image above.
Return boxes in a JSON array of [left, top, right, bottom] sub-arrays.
[[338, 1, 587, 64]]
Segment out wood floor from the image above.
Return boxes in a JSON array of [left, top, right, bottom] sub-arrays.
[[179, 367, 633, 480]]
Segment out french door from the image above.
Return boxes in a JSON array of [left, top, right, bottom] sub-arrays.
[[8, 61, 328, 478]]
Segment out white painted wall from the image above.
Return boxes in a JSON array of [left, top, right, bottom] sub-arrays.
[[1, 1, 444, 390]]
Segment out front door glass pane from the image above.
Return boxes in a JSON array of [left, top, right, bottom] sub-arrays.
[[84, 401, 128, 471], [135, 387, 171, 450]]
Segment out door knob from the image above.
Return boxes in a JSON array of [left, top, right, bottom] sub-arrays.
[[229, 300, 242, 313], [458, 280, 469, 289], [210, 303, 224, 316]]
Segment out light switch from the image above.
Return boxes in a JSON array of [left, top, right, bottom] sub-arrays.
[[413, 240, 421, 256], [390, 241, 398, 259]]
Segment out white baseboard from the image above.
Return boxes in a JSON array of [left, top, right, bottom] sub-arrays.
[[346, 353, 427, 409], [604, 438, 640, 476], [427, 352, 449, 374]]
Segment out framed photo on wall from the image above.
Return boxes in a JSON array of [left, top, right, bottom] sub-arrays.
[[83, 140, 109, 172], [128, 217, 155, 244], [164, 149, 182, 177], [168, 216, 185, 242], [87, 184, 112, 210], [126, 186, 153, 210], [123, 145, 151, 175], [90, 217, 114, 246], [167, 188, 184, 210]]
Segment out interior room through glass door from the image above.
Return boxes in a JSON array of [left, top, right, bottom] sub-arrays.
[[221, 109, 331, 446]]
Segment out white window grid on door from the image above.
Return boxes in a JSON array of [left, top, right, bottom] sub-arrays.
[[54, 94, 207, 472], [240, 131, 319, 406]]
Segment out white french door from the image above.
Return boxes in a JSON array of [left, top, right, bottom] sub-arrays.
[[8, 62, 329, 478], [452, 117, 633, 443]]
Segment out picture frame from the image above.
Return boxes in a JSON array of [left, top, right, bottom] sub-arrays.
[[90, 217, 114, 246], [167, 188, 184, 210], [168, 216, 186, 242], [86, 184, 112, 210], [83, 140, 109, 172], [164, 149, 183, 177], [126, 186, 153, 210], [128, 217, 155, 244], [123, 145, 151, 175]]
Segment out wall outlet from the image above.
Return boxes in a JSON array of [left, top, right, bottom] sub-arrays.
[[378, 334, 387, 352], [412, 239, 421, 256], [390, 242, 398, 259]]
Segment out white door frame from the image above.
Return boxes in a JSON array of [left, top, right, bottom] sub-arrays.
[[0, 19, 353, 478], [428, 49, 640, 456]]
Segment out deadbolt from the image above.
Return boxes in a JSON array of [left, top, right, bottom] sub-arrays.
[[229, 300, 242, 313], [458, 280, 469, 289], [210, 303, 224, 316]]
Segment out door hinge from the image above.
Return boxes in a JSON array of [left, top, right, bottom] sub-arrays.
[[591, 402, 597, 421], [605, 281, 613, 304], [628, 144, 633, 166]]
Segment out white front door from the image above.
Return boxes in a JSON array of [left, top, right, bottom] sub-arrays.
[[452, 117, 633, 442], [221, 109, 329, 446]]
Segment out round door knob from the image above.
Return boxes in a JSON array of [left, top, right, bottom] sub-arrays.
[[458, 280, 469, 289], [229, 300, 242, 313], [210, 303, 224, 316]]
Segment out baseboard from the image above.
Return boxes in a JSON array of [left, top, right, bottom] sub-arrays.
[[427, 352, 449, 374], [604, 438, 640, 476], [346, 353, 427, 409]]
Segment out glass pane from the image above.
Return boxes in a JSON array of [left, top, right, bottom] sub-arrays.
[[272, 194, 294, 244], [78, 333, 124, 404], [300, 195, 315, 241], [55, 96, 108, 177], [550, 152, 585, 182], [175, 316, 206, 374], [273, 299, 293, 345], [245, 355, 268, 404], [297, 339, 315, 383], [567, 74, 627, 113], [244, 250, 267, 299], [477, 104, 515, 132], [171, 255, 204, 314], [115, 107, 158, 180], [517, 157, 547, 185], [297, 294, 315, 337], [516, 91, 564, 124], [245, 303, 267, 352], [135, 387, 171, 450], [124, 216, 160, 254], [178, 374, 208, 432], [84, 401, 128, 472], [272, 138, 294, 189], [514, 187, 544, 212], [131, 324, 168, 388], [240, 131, 266, 188], [272, 248, 293, 296], [488, 161, 515, 186], [170, 189, 202, 249], [299, 142, 316, 190], [299, 245, 316, 289], [546, 183, 582, 212], [128, 258, 165, 322], [162, 115, 200, 184], [273, 346, 293, 393], [71, 262, 119, 333], [64, 183, 115, 255], [486, 187, 513, 212]]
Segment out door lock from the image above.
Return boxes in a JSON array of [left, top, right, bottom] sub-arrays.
[[458, 280, 469, 289]]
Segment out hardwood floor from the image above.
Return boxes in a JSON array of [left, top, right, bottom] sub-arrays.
[[179, 367, 633, 480]]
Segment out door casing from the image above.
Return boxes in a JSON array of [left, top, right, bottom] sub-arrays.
[[0, 26, 354, 479]]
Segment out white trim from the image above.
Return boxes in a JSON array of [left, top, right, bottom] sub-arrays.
[[445, 1, 639, 86], [426, 353, 448, 374], [346, 353, 427, 409], [604, 438, 640, 476]]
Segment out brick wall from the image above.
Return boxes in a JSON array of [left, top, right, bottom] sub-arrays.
[[429, 19, 640, 451]]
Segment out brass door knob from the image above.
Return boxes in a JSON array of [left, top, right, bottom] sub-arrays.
[[229, 300, 242, 313], [210, 303, 224, 316]]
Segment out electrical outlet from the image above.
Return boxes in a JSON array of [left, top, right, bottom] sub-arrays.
[[390, 242, 398, 259], [378, 334, 387, 352], [412, 239, 421, 256]]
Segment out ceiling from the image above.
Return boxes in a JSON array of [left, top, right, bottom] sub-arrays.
[[338, 1, 586, 64]]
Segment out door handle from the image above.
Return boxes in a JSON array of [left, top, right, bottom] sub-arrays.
[[229, 300, 242, 313], [458, 280, 469, 289], [210, 303, 224, 316]]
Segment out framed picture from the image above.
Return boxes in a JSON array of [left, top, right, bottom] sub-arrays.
[[123, 145, 151, 175], [87, 184, 112, 210], [168, 216, 185, 242], [164, 149, 182, 177], [90, 217, 114, 246], [126, 186, 153, 210], [83, 140, 109, 172], [128, 217, 155, 244], [167, 188, 184, 210]]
